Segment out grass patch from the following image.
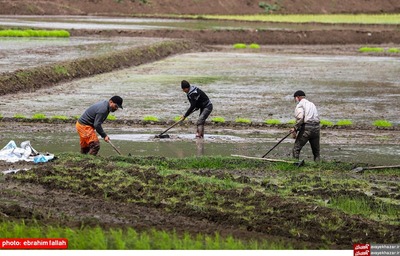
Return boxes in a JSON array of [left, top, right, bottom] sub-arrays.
[[286, 119, 296, 125], [372, 120, 392, 127], [107, 115, 117, 121], [32, 113, 47, 119], [143, 115, 159, 122], [0, 221, 289, 249], [175, 14, 400, 25], [13, 113, 27, 119], [387, 48, 400, 53], [211, 116, 225, 123], [54, 65, 69, 75], [330, 195, 399, 221], [358, 47, 384, 53], [235, 118, 251, 124], [233, 43, 247, 49], [320, 119, 334, 126], [173, 116, 182, 122], [249, 43, 261, 49], [51, 115, 69, 120], [264, 119, 281, 125], [0, 29, 70, 37], [336, 119, 352, 126]]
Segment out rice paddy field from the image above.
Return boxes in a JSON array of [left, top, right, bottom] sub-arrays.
[[0, 14, 400, 254]]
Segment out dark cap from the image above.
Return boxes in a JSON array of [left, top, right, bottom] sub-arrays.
[[181, 80, 190, 89], [110, 96, 123, 109], [293, 90, 306, 97]]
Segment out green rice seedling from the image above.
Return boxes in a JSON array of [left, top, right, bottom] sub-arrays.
[[173, 116, 182, 122], [32, 113, 47, 119], [336, 119, 352, 126], [358, 47, 384, 53], [0, 113, 3, 119], [320, 119, 333, 126], [286, 119, 296, 125], [264, 119, 281, 125], [107, 114, 117, 121], [13, 113, 26, 119], [372, 120, 392, 127], [235, 117, 251, 124], [387, 48, 400, 53], [330, 195, 399, 221], [233, 43, 247, 49], [249, 43, 260, 49], [0, 29, 70, 37], [211, 116, 225, 123], [51, 115, 69, 120], [143, 115, 159, 122], [179, 14, 400, 25]]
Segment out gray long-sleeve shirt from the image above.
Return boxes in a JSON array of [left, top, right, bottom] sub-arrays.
[[78, 100, 110, 138]]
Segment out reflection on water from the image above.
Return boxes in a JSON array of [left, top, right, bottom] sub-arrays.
[[196, 139, 204, 156]]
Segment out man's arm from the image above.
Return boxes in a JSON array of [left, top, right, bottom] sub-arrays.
[[93, 113, 107, 138], [183, 93, 200, 117]]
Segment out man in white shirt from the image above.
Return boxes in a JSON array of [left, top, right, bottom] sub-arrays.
[[290, 90, 320, 161]]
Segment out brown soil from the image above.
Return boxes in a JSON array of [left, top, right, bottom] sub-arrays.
[[70, 27, 400, 45], [1, 0, 400, 15], [2, 158, 399, 249]]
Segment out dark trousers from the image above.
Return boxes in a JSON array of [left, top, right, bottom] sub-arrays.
[[197, 104, 213, 126], [293, 124, 320, 161]]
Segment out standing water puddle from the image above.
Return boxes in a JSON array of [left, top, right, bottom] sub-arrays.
[[0, 127, 399, 166]]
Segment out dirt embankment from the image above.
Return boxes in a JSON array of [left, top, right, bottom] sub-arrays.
[[71, 28, 400, 45], [1, 0, 400, 15], [0, 40, 203, 96]]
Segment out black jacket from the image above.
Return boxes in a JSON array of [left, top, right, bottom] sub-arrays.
[[184, 86, 211, 117]]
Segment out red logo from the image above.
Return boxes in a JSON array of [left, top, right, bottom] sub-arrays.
[[354, 244, 370, 256]]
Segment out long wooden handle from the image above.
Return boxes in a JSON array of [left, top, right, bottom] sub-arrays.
[[108, 140, 122, 155], [262, 132, 292, 158], [157, 119, 183, 137]]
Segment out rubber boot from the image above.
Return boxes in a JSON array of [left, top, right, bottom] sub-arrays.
[[80, 147, 90, 154], [88, 141, 100, 156]]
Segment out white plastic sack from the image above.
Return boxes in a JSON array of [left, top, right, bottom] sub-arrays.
[[0, 140, 54, 163]]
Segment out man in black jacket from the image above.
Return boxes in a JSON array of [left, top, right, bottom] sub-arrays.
[[181, 80, 213, 138]]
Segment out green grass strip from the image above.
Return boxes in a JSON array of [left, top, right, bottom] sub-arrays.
[[177, 14, 400, 25], [0, 221, 290, 249], [0, 29, 70, 37], [372, 120, 392, 127]]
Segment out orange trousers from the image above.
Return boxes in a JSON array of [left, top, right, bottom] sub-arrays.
[[76, 121, 99, 148]]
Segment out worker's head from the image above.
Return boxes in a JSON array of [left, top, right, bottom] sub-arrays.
[[293, 90, 305, 103], [181, 80, 190, 93], [109, 96, 123, 112]]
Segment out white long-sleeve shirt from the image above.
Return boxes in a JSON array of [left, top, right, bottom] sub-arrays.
[[294, 98, 320, 130]]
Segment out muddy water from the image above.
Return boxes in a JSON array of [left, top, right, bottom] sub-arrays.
[[0, 123, 399, 166]]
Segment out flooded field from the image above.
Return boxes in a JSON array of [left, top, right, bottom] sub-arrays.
[[0, 15, 384, 32], [0, 36, 164, 72], [1, 50, 399, 124], [1, 14, 400, 250], [0, 42, 399, 165]]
